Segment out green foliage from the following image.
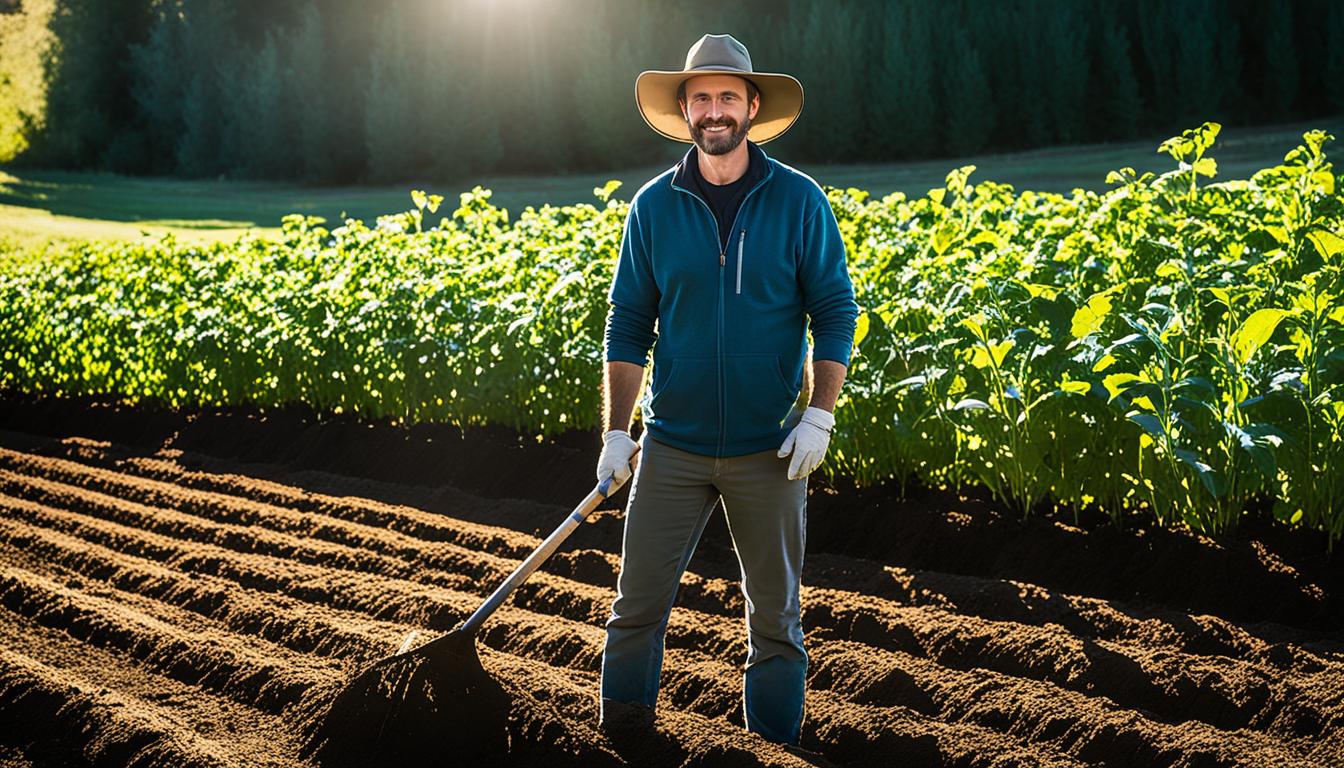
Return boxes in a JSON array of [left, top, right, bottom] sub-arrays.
[[1259, 0, 1298, 116], [1042, 0, 1090, 144], [868, 1, 937, 159], [3, 125, 1341, 546], [940, 25, 994, 156], [363, 7, 416, 183], [790, 0, 862, 162], [24, 0, 149, 167], [1093, 15, 1143, 139], [1327, 2, 1344, 114], [287, 3, 334, 183], [0, 0, 52, 162], [1, 0, 1334, 180], [173, 0, 237, 178], [220, 31, 292, 179], [127, 1, 186, 175]]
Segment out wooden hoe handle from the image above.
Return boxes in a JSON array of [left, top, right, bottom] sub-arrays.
[[456, 444, 640, 636]]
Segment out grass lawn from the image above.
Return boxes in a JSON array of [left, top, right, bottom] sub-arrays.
[[0, 117, 1338, 246]]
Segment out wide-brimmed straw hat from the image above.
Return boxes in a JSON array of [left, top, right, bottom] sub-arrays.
[[635, 34, 804, 145]]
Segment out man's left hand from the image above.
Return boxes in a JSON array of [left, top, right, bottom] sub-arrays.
[[777, 406, 834, 480]]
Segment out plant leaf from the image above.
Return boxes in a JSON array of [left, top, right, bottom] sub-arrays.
[[1231, 308, 1287, 366], [1306, 229, 1344, 262], [1070, 292, 1114, 340]]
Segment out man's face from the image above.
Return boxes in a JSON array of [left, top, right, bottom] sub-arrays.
[[679, 74, 759, 156]]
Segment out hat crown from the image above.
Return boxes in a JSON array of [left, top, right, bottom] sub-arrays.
[[684, 34, 752, 73]]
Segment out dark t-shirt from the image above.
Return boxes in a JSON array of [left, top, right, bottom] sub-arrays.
[[689, 144, 765, 253]]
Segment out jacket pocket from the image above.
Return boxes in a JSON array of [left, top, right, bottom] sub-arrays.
[[647, 356, 717, 442], [723, 353, 797, 446]]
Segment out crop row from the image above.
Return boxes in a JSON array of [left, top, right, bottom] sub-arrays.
[[0, 124, 1340, 542]]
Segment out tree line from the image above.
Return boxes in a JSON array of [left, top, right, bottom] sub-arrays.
[[1, 0, 1339, 184]]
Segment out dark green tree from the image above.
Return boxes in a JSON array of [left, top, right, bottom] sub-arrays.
[[173, 0, 237, 177], [1013, 1, 1053, 147], [1329, 2, 1344, 114], [363, 6, 416, 182], [26, 0, 149, 167], [0, 0, 54, 163], [797, 0, 861, 162], [220, 31, 291, 179], [1044, 0, 1090, 144], [1091, 15, 1142, 140], [127, 1, 191, 174], [941, 25, 994, 157], [286, 2, 334, 182], [881, 0, 937, 159], [1258, 0, 1298, 116], [1135, 0, 1179, 122], [1172, 0, 1237, 125], [572, 12, 627, 169]]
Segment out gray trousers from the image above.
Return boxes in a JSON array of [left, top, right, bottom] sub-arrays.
[[599, 431, 808, 745]]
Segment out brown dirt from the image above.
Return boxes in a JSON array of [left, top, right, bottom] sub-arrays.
[[0, 389, 1339, 767]]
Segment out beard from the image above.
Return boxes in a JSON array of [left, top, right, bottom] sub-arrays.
[[689, 113, 752, 156]]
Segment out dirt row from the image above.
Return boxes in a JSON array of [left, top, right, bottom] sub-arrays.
[[0, 392, 1339, 766]]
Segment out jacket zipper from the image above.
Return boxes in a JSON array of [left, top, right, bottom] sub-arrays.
[[735, 230, 746, 295], [671, 170, 772, 458]]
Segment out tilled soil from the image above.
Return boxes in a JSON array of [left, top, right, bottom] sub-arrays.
[[0, 391, 1339, 767]]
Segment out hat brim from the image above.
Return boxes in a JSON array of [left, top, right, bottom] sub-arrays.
[[635, 68, 803, 145]]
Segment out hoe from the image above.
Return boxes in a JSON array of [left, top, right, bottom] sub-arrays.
[[298, 448, 637, 766]]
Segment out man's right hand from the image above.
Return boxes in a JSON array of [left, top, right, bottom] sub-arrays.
[[597, 429, 640, 489]]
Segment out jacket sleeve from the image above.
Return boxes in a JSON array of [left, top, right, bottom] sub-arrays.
[[799, 195, 859, 366], [603, 201, 659, 366]]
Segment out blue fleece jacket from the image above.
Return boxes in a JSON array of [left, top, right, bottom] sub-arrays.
[[604, 141, 859, 458]]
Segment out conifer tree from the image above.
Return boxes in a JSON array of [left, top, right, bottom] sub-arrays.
[[1135, 0, 1178, 120], [286, 2, 334, 182], [1259, 0, 1298, 117], [1171, 0, 1232, 125], [573, 14, 626, 169], [1014, 2, 1053, 147], [127, 0, 185, 174], [29, 0, 148, 167], [173, 0, 236, 177], [941, 25, 994, 157], [221, 32, 292, 178], [885, 0, 937, 159], [1044, 0, 1090, 144], [1329, 2, 1344, 114], [363, 7, 416, 182], [1091, 16, 1142, 139]]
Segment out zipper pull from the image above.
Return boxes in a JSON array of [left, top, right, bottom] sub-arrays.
[[719, 250, 725, 266]]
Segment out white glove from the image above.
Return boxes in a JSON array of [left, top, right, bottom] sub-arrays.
[[776, 407, 834, 480], [597, 429, 640, 490]]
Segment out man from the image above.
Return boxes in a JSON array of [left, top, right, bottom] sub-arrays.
[[596, 33, 858, 747]]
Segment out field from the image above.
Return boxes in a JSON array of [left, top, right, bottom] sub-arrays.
[[0, 119, 1341, 766], [1, 119, 1338, 246], [0, 391, 1340, 767]]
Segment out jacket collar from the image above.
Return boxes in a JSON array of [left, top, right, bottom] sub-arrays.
[[670, 140, 774, 198]]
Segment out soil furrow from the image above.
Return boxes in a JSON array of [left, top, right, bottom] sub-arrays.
[[0, 526, 826, 767], [0, 608, 311, 767], [5, 439, 1338, 665], [0, 563, 339, 712], [805, 591, 1344, 739], [0, 648, 239, 768], [0, 517, 1091, 767], [0, 498, 1323, 767], [2, 466, 1339, 746], [0, 423, 1339, 767]]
